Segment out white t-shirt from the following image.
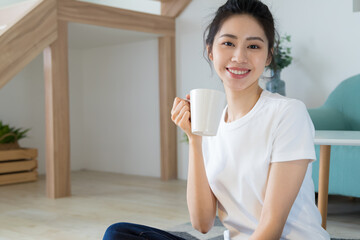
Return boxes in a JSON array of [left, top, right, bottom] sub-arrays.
[[202, 90, 330, 240]]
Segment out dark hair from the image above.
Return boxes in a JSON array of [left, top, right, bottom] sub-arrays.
[[204, 0, 277, 69]]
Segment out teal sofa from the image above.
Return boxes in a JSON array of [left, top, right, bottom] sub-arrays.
[[308, 74, 360, 198]]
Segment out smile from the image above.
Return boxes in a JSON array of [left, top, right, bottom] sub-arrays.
[[226, 68, 251, 79], [227, 68, 250, 75]]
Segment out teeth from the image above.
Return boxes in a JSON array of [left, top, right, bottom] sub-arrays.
[[228, 69, 249, 75]]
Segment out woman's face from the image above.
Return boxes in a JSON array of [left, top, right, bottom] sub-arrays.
[[209, 14, 271, 92]]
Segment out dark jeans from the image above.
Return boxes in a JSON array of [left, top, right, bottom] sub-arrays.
[[103, 222, 186, 240]]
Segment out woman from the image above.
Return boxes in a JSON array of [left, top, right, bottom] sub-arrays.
[[103, 0, 330, 239]]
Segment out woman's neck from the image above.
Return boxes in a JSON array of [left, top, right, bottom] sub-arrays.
[[225, 82, 263, 123]]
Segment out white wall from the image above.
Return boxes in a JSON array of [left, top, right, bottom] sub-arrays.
[[69, 49, 86, 171], [175, 0, 360, 179], [80, 39, 161, 177]]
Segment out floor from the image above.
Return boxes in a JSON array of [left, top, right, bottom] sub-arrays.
[[0, 170, 359, 240]]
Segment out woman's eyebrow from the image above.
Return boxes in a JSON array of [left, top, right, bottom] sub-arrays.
[[219, 33, 237, 39], [219, 34, 264, 42], [246, 36, 264, 42]]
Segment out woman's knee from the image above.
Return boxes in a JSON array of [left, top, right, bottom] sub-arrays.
[[103, 222, 135, 239]]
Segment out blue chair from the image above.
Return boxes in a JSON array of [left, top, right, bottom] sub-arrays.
[[308, 74, 360, 198]]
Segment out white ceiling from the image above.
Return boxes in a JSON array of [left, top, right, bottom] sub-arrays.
[[0, 0, 41, 36], [68, 23, 160, 50]]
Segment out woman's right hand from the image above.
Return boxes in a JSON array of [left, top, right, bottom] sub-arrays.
[[171, 94, 191, 137], [171, 94, 193, 138]]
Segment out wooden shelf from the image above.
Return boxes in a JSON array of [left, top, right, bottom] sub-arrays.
[[0, 148, 38, 185], [0, 148, 37, 161], [0, 171, 38, 185]]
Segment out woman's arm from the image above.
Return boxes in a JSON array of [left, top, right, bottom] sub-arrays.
[[250, 159, 310, 240], [187, 137, 217, 233], [171, 96, 217, 234]]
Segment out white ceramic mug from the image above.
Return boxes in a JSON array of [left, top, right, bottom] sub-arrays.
[[190, 89, 226, 136]]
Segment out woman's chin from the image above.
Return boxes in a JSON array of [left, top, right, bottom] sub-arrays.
[[223, 82, 259, 93]]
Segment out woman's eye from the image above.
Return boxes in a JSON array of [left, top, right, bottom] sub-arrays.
[[223, 42, 234, 47], [249, 45, 259, 49]]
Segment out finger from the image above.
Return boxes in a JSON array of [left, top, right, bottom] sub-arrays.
[[172, 99, 189, 121], [171, 97, 181, 114], [179, 104, 190, 118], [179, 111, 191, 129], [172, 97, 188, 115], [174, 105, 188, 123], [175, 105, 190, 124], [171, 100, 185, 120], [186, 94, 190, 100]]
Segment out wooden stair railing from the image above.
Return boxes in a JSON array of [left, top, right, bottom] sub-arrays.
[[0, 0, 57, 89]]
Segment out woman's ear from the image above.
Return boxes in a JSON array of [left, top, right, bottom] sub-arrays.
[[207, 45, 213, 61], [265, 48, 274, 66]]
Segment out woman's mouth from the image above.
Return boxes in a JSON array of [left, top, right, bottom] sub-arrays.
[[226, 68, 251, 79]]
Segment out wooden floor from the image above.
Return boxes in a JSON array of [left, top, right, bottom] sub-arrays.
[[0, 170, 359, 240]]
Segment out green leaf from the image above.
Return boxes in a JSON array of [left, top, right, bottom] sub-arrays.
[[267, 34, 293, 72], [0, 120, 30, 143], [181, 132, 189, 143]]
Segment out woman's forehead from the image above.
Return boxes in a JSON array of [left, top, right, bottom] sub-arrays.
[[217, 14, 267, 41]]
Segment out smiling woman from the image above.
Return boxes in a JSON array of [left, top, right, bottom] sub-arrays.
[[103, 0, 331, 240], [171, 0, 331, 239]]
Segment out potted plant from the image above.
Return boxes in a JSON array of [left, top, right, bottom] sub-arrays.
[[265, 34, 293, 96], [0, 121, 38, 185], [0, 120, 30, 150]]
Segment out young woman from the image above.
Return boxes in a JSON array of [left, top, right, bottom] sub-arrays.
[[103, 0, 330, 239]]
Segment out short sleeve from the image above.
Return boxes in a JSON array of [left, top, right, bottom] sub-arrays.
[[271, 100, 316, 163]]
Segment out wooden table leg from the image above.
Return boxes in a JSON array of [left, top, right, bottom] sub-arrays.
[[318, 145, 331, 229]]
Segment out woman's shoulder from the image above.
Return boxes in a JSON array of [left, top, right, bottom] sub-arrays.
[[262, 90, 307, 112]]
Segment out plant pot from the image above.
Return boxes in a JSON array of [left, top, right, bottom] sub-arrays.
[[0, 141, 20, 151], [266, 69, 286, 96], [0, 132, 20, 150]]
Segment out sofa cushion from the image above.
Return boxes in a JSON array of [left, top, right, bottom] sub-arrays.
[[308, 107, 347, 130], [324, 74, 360, 130]]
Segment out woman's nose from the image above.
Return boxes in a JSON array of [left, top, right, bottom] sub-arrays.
[[231, 47, 247, 63]]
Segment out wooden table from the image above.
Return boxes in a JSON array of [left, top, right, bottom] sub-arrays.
[[314, 130, 360, 229]]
